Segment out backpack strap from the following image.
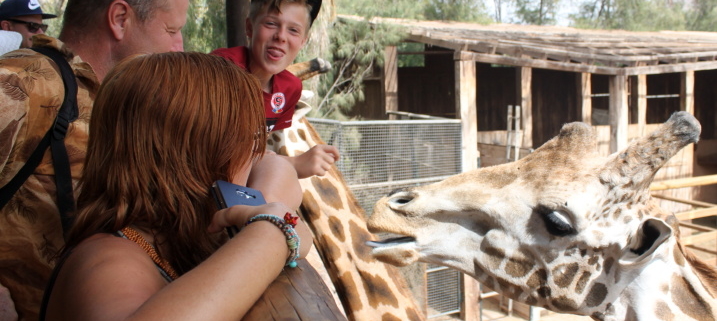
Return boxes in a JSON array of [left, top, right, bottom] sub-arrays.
[[0, 47, 79, 235]]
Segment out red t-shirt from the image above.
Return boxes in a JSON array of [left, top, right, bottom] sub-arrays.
[[211, 46, 302, 131]]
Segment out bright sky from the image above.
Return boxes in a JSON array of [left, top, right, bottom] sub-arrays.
[[484, 0, 579, 26]]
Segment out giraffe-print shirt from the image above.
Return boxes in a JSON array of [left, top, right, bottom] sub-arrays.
[[0, 34, 99, 321]]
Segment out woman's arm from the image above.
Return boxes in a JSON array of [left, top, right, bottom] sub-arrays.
[[246, 152, 303, 210], [48, 211, 295, 321]]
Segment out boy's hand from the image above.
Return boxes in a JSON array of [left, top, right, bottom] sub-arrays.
[[293, 144, 340, 178]]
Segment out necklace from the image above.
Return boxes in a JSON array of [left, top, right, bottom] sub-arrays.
[[120, 227, 179, 280]]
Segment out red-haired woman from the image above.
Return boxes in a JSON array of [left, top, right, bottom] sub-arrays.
[[41, 52, 313, 321]]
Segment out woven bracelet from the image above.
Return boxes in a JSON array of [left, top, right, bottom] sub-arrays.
[[245, 214, 300, 268]]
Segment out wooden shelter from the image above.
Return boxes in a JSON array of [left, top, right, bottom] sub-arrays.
[[343, 15, 717, 209], [338, 16, 717, 320]]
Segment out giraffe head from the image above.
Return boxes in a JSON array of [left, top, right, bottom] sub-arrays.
[[368, 112, 717, 319]]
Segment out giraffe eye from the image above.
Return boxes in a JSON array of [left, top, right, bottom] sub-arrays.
[[537, 206, 576, 237]]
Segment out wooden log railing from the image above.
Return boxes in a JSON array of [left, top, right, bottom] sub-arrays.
[[650, 174, 717, 266]]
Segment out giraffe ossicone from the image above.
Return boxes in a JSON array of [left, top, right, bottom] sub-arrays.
[[368, 111, 717, 320]]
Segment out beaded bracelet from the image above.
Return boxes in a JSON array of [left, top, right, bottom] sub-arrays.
[[245, 213, 300, 268]]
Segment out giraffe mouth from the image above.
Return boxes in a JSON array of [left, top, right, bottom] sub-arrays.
[[366, 236, 416, 247]]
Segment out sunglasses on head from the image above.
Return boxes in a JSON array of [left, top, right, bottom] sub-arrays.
[[7, 18, 48, 33]]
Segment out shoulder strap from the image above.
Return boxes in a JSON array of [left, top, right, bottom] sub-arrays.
[[0, 47, 79, 235]]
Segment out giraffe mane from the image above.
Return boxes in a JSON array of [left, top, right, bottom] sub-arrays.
[[679, 240, 717, 297]]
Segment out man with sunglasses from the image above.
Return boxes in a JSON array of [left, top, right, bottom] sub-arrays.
[[0, 0, 56, 48]]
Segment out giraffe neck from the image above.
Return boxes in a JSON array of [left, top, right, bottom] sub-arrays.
[[268, 118, 424, 321], [468, 222, 716, 321], [598, 240, 717, 321]]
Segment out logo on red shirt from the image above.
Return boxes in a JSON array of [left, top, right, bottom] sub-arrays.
[[271, 93, 286, 114]]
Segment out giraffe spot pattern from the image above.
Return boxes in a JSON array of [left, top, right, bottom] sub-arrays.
[[327, 216, 346, 243], [537, 285, 551, 299], [622, 215, 633, 224], [301, 190, 322, 221], [278, 145, 288, 157], [505, 250, 533, 278], [591, 311, 605, 321], [551, 263, 579, 288], [654, 300, 674, 321], [319, 234, 343, 268], [551, 296, 579, 311], [311, 176, 345, 211], [611, 208, 622, 221], [543, 250, 559, 264], [524, 295, 538, 306], [287, 128, 299, 143], [584, 282, 608, 307], [671, 274, 715, 320], [337, 271, 363, 317], [526, 268, 547, 288], [297, 128, 308, 142], [269, 132, 281, 144], [404, 307, 423, 321], [349, 220, 373, 261], [381, 312, 402, 321], [574, 271, 591, 294], [603, 257, 614, 275], [588, 255, 598, 265], [625, 305, 638, 321], [482, 245, 504, 271], [357, 269, 400, 309]]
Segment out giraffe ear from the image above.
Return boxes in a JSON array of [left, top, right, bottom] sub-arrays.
[[621, 218, 672, 265], [294, 90, 314, 120]]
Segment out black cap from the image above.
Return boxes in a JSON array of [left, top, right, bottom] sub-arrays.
[[308, 0, 321, 25], [0, 0, 57, 20]]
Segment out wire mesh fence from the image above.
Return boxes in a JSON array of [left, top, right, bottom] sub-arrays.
[[309, 117, 464, 319], [309, 118, 462, 213]]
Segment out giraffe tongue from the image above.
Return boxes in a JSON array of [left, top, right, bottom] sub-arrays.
[[366, 236, 415, 247]]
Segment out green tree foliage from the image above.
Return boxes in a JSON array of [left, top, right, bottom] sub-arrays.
[[686, 0, 717, 31], [40, 0, 64, 38], [423, 0, 491, 22], [513, 0, 558, 25], [336, 0, 428, 19], [571, 0, 686, 31], [183, 0, 226, 52], [312, 18, 405, 118]]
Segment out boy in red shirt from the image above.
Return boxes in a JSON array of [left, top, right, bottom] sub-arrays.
[[213, 0, 339, 178]]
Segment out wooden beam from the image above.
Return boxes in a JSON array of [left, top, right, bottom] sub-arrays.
[[652, 193, 717, 208], [418, 49, 717, 76], [580, 73, 592, 124], [461, 276, 480, 321], [384, 46, 399, 120], [681, 230, 717, 246], [681, 70, 695, 115], [675, 207, 717, 221], [636, 75, 647, 137], [650, 174, 717, 191], [226, 0, 249, 47], [517, 65, 533, 148], [455, 51, 479, 172], [609, 75, 629, 153]]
